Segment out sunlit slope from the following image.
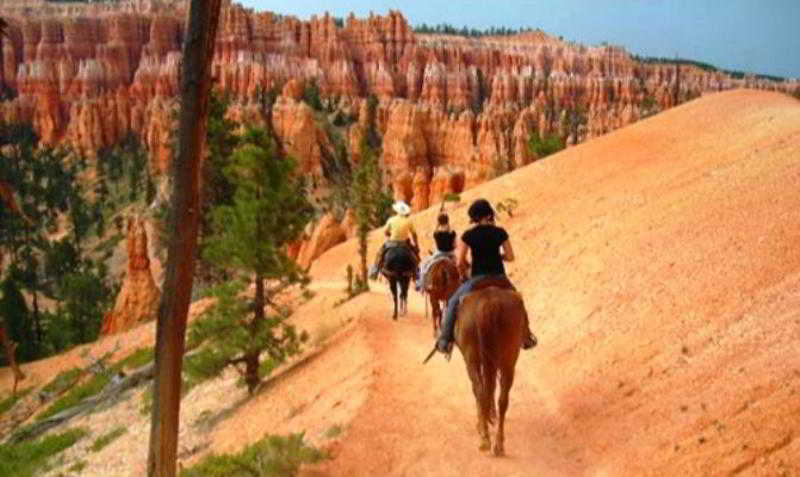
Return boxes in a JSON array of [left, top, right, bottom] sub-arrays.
[[311, 89, 800, 474]]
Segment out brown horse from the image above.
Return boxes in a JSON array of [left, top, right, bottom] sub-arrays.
[[381, 245, 416, 320], [454, 286, 526, 456], [424, 258, 461, 337]]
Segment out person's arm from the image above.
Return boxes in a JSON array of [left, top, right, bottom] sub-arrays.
[[384, 217, 392, 237], [456, 238, 469, 275], [501, 239, 515, 262]]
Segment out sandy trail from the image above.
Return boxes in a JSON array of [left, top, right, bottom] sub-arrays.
[[310, 282, 583, 476]]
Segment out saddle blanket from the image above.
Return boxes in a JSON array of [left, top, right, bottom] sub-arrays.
[[420, 252, 455, 290]]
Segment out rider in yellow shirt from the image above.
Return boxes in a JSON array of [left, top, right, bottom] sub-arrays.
[[369, 201, 420, 279]]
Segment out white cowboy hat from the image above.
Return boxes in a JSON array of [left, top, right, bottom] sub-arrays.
[[392, 200, 411, 216]]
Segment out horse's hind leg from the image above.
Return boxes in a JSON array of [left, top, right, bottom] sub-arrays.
[[390, 278, 398, 320], [431, 298, 441, 338], [483, 362, 498, 426], [464, 352, 491, 451], [400, 277, 410, 316], [493, 365, 515, 457]]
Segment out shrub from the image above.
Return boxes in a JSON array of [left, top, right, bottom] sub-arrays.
[[528, 132, 565, 159], [90, 426, 127, 452], [0, 428, 88, 477], [0, 388, 32, 416], [180, 433, 328, 477], [36, 349, 151, 422], [496, 198, 519, 218]]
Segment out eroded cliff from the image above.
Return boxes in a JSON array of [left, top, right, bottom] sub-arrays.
[[1, 0, 797, 212]]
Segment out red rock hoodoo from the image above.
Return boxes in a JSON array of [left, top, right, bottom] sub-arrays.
[[100, 215, 161, 335]]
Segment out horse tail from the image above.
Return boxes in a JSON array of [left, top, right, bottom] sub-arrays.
[[475, 300, 498, 426]]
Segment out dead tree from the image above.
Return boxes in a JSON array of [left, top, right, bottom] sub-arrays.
[[146, 1, 222, 476], [0, 326, 25, 395]]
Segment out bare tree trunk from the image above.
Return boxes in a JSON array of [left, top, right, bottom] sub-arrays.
[[245, 274, 265, 394], [147, 1, 222, 476], [0, 324, 25, 394]]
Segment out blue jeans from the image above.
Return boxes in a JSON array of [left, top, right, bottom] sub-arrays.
[[437, 274, 506, 345]]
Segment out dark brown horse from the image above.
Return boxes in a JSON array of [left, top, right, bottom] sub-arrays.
[[424, 258, 461, 337], [454, 286, 527, 456], [381, 245, 416, 320]]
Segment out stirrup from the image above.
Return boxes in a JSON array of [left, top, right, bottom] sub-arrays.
[[436, 340, 453, 360]]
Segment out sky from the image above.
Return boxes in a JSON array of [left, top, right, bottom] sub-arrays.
[[236, 0, 800, 80]]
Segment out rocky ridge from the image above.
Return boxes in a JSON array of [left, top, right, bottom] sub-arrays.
[[1, 0, 798, 257]]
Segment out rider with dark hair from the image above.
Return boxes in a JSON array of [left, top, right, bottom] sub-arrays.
[[435, 198, 536, 353], [416, 212, 457, 291]]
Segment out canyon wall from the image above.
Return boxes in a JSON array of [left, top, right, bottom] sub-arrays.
[[1, 0, 798, 212]]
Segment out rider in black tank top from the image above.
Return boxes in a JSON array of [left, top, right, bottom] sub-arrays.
[[434, 199, 536, 354]]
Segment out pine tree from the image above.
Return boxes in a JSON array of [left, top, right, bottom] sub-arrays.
[[351, 138, 393, 288], [189, 127, 313, 394]]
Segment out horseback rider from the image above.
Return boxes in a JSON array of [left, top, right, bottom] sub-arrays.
[[416, 212, 457, 291], [435, 198, 536, 354], [369, 200, 420, 280]]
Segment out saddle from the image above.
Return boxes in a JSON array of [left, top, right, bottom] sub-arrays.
[[383, 245, 417, 278], [456, 275, 516, 310], [421, 253, 456, 290], [470, 276, 515, 292]]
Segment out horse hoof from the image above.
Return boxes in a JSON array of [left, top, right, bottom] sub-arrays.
[[492, 444, 505, 457], [479, 438, 491, 452]]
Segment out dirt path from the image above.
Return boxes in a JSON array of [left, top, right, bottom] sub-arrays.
[[312, 285, 584, 476]]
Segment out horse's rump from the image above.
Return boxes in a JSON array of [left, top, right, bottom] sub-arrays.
[[383, 245, 416, 277], [458, 288, 525, 363], [426, 257, 460, 296]]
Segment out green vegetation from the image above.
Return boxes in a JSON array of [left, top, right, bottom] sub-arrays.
[[90, 426, 127, 452], [0, 387, 31, 416], [641, 94, 658, 118], [496, 198, 519, 218], [67, 460, 88, 473], [352, 95, 393, 289], [491, 155, 513, 178], [0, 122, 122, 362], [35, 372, 109, 422], [413, 22, 540, 38], [180, 433, 328, 477], [632, 54, 787, 83], [188, 127, 313, 394], [324, 424, 343, 439], [528, 131, 565, 160], [36, 349, 152, 422], [302, 79, 324, 111], [117, 346, 155, 370], [0, 427, 88, 477], [40, 368, 82, 396], [96, 133, 155, 212]]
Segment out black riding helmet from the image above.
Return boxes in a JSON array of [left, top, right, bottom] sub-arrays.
[[468, 198, 494, 223]]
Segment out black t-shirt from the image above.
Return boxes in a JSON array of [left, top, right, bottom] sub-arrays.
[[462, 224, 509, 276], [433, 230, 456, 252]]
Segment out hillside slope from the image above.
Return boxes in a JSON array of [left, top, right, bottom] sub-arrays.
[[2, 89, 798, 475], [309, 89, 800, 475]]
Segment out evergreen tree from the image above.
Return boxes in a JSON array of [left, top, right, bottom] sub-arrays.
[[352, 138, 393, 288], [189, 127, 313, 394], [0, 273, 36, 362], [0, 123, 115, 359], [528, 131, 565, 160]]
